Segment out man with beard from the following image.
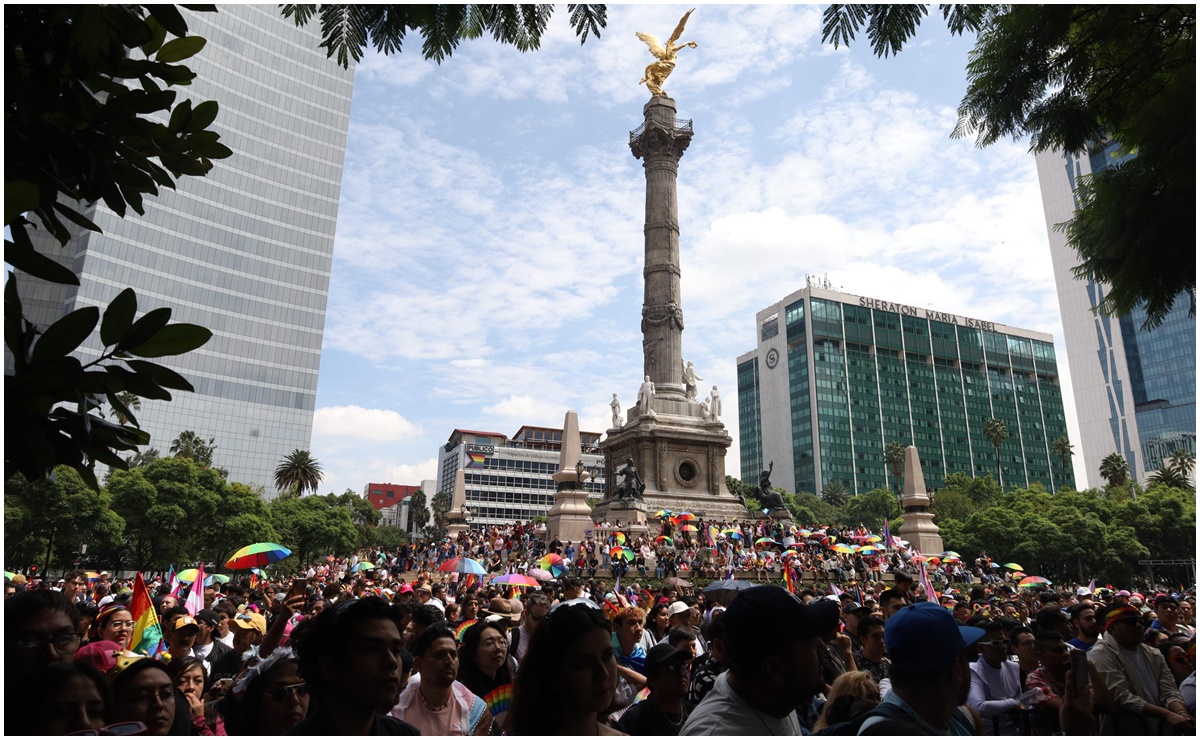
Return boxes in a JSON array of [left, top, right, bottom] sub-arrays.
[[681, 586, 839, 735], [1067, 603, 1100, 652]]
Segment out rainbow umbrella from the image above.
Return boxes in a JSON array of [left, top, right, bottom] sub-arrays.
[[612, 548, 636, 562], [675, 512, 697, 522], [865, 535, 882, 543], [611, 532, 627, 545], [859, 546, 881, 555], [654, 510, 672, 519], [351, 561, 375, 573], [205, 574, 230, 585], [1003, 563, 1024, 571], [798, 529, 813, 538], [1018, 576, 1052, 589], [250, 568, 269, 578], [226, 542, 292, 570], [754, 537, 779, 549], [1011, 572, 1027, 579], [438, 557, 487, 575], [655, 535, 674, 546], [721, 528, 743, 539], [538, 554, 567, 577], [527, 568, 555, 581], [679, 524, 698, 532], [941, 551, 961, 559], [491, 574, 539, 588], [177, 568, 200, 583], [832, 544, 854, 554], [454, 619, 478, 642], [910, 555, 928, 565]]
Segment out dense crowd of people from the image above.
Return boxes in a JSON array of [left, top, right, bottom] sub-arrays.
[[5, 518, 1197, 736]]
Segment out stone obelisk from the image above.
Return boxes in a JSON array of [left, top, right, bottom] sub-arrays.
[[445, 469, 470, 538], [593, 96, 747, 522], [898, 445, 944, 554], [547, 410, 595, 544]]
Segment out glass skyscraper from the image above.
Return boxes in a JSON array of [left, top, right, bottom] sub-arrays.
[[736, 287, 1074, 496], [16, 6, 354, 492], [1035, 144, 1196, 487]]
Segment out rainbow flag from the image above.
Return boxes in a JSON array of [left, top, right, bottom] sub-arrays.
[[455, 619, 479, 643], [129, 573, 163, 656], [484, 684, 513, 717], [467, 452, 488, 468], [705, 525, 719, 549], [783, 565, 797, 594]]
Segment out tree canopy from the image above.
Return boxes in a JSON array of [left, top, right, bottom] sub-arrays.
[[281, 4, 607, 67], [822, 4, 1196, 328]]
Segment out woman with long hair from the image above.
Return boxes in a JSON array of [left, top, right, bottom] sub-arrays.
[[641, 601, 670, 652], [164, 656, 226, 735], [456, 620, 513, 702], [505, 600, 620, 735], [89, 604, 135, 650]]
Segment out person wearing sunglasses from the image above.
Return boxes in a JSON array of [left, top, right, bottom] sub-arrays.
[[967, 620, 1040, 735], [1089, 603, 1193, 734]]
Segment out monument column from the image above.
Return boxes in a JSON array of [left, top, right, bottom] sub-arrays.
[[630, 97, 692, 404]]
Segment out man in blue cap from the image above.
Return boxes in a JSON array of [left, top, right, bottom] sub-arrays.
[[857, 601, 986, 734]]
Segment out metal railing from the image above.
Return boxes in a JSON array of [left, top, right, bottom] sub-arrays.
[[629, 118, 694, 143]]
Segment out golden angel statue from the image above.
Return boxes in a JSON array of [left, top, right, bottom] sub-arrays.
[[636, 8, 698, 97]]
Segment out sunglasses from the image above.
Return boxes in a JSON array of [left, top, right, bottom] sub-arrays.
[[69, 721, 148, 736], [267, 683, 309, 702]]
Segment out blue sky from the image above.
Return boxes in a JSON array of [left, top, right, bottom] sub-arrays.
[[309, 5, 1087, 492]]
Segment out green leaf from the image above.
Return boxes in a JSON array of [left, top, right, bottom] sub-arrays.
[[32, 307, 99, 364], [6, 180, 40, 225], [129, 323, 213, 358], [104, 365, 172, 401], [51, 201, 103, 234], [116, 307, 172, 352], [168, 98, 193, 134], [155, 36, 207, 63], [4, 239, 80, 285], [185, 100, 219, 132], [100, 288, 138, 346], [143, 16, 169, 55], [146, 5, 190, 37], [124, 359, 195, 392], [190, 138, 233, 160], [11, 355, 84, 396]]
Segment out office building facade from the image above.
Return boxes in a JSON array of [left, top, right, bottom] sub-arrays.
[[436, 427, 605, 528], [16, 6, 354, 492], [1035, 143, 1196, 487], [737, 287, 1074, 496]]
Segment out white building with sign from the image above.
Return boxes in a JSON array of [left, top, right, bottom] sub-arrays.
[[435, 427, 606, 528]]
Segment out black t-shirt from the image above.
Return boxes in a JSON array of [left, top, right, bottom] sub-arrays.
[[615, 697, 691, 736]]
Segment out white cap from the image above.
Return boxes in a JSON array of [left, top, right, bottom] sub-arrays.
[[99, 571, 110, 577], [667, 601, 691, 618], [1076, 587, 1091, 596]]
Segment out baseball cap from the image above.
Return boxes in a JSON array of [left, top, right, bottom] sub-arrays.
[[1117, 590, 1131, 597], [398, 584, 414, 594], [843, 601, 871, 614], [75, 640, 125, 674], [195, 609, 221, 628], [231, 612, 267, 634], [173, 616, 200, 632], [724, 586, 841, 670], [644, 642, 691, 675], [1077, 587, 1092, 596], [666, 601, 691, 619], [886, 602, 985, 672]]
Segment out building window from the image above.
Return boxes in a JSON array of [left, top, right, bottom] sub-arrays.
[[762, 315, 779, 340]]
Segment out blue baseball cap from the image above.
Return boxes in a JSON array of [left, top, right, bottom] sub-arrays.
[[885, 602, 985, 671]]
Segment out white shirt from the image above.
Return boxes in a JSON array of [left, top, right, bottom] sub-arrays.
[[193, 641, 213, 660]]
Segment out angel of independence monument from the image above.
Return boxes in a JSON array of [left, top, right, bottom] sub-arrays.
[[593, 10, 750, 525]]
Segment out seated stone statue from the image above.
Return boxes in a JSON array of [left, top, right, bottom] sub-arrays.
[[616, 456, 646, 501], [759, 461, 785, 510]]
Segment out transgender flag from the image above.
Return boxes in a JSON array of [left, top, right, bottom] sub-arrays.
[[919, 563, 939, 603], [184, 564, 206, 616]]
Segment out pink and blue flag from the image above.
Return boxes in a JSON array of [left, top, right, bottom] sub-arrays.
[[184, 564, 205, 616]]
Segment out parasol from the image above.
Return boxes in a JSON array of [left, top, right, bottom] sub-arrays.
[[438, 557, 487, 575], [226, 542, 292, 570]]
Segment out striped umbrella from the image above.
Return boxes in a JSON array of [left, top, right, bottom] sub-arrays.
[[1018, 576, 1052, 589], [611, 532, 627, 545], [655, 535, 674, 546], [205, 574, 230, 585], [1003, 562, 1024, 571], [654, 510, 673, 519], [226, 542, 292, 570], [491, 574, 539, 588], [538, 554, 567, 578], [679, 524, 698, 532], [438, 557, 487, 575], [798, 529, 813, 538], [754, 537, 779, 549], [351, 561, 375, 573], [177, 568, 200, 583], [721, 528, 743, 539], [675, 512, 697, 522]]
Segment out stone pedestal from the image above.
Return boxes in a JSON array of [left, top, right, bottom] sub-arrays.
[[898, 445, 944, 555], [446, 519, 469, 538]]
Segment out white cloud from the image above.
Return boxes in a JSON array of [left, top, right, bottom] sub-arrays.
[[313, 406, 422, 442]]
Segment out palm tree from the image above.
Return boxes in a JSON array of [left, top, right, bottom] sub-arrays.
[[113, 391, 141, 425], [170, 430, 217, 467], [983, 418, 1009, 488], [1168, 448, 1195, 478], [1051, 435, 1074, 488], [884, 442, 906, 497], [1098, 452, 1130, 488], [822, 479, 849, 508], [274, 449, 323, 497], [1148, 465, 1194, 491]]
